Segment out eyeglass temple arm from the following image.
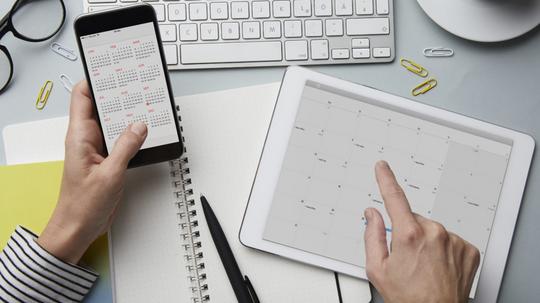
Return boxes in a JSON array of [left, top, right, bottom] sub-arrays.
[[0, 0, 29, 39], [0, 18, 9, 39]]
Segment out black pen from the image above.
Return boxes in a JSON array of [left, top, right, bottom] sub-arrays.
[[200, 195, 260, 303]]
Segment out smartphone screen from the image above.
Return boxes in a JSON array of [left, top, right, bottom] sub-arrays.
[[79, 22, 179, 153]]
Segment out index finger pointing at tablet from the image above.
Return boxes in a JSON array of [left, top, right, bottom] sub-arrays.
[[375, 161, 417, 229]]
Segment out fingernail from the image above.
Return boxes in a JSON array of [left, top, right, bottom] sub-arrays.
[[131, 122, 147, 137], [365, 208, 373, 220], [376, 160, 389, 169]]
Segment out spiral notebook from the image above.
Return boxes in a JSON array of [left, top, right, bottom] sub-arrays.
[[109, 83, 371, 302]]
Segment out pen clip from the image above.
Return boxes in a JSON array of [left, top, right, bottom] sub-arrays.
[[244, 275, 260, 303]]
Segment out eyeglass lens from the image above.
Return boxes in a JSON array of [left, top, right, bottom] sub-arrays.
[[11, 0, 64, 40], [0, 48, 12, 91]]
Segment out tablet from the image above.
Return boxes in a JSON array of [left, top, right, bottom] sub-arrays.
[[240, 66, 534, 302]]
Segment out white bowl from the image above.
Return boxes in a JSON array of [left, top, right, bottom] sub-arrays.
[[416, 0, 540, 42]]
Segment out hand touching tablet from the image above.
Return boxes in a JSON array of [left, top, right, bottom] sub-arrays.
[[364, 161, 481, 303]]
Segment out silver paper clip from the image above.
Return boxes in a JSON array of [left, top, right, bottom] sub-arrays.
[[59, 74, 74, 93], [50, 42, 78, 61], [423, 47, 454, 58]]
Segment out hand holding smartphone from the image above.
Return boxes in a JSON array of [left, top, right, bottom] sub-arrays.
[[74, 4, 183, 167]]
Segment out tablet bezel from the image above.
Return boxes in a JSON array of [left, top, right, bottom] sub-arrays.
[[239, 66, 534, 302]]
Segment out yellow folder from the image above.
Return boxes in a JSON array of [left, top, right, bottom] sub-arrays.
[[0, 161, 64, 245]]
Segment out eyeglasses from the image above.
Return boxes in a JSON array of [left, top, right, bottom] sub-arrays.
[[0, 0, 66, 94]]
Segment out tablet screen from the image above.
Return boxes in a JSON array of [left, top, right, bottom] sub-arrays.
[[262, 82, 512, 284]]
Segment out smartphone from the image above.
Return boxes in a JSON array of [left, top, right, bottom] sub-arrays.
[[74, 4, 183, 167]]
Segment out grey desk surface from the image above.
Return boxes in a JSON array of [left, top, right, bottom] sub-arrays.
[[0, 0, 538, 302]]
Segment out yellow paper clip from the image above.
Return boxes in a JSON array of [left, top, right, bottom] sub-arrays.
[[400, 58, 428, 77], [36, 80, 53, 110], [412, 78, 437, 96]]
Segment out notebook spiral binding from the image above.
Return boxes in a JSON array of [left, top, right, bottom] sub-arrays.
[[169, 106, 210, 303]]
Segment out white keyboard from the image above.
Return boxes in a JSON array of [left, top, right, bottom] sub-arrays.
[[84, 0, 395, 69]]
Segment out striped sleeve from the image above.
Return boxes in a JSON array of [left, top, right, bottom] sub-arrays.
[[0, 226, 98, 303]]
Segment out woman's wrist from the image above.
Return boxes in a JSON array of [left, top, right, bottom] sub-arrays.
[[37, 209, 92, 264]]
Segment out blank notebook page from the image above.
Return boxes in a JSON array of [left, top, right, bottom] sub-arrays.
[[110, 162, 193, 302]]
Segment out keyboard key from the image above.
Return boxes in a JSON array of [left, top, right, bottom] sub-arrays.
[[284, 20, 302, 38], [222, 22, 240, 39], [335, 0, 353, 16], [189, 2, 207, 21], [285, 40, 308, 61], [210, 2, 228, 20], [373, 47, 391, 58], [314, 0, 332, 16], [352, 48, 370, 58], [159, 24, 177, 42], [263, 21, 281, 38], [88, 5, 119, 12], [231, 2, 250, 19], [311, 39, 329, 60], [376, 0, 389, 15], [293, 0, 311, 17], [351, 38, 369, 48], [168, 3, 187, 21], [152, 4, 166, 21], [179, 23, 198, 41], [200, 23, 219, 40], [331, 48, 350, 59], [180, 42, 282, 64], [243, 21, 261, 39], [252, 1, 271, 18], [305, 19, 323, 37], [325, 19, 343, 36], [355, 0, 373, 15], [88, 0, 116, 3], [163, 44, 178, 65], [346, 18, 389, 35], [273, 1, 291, 18]]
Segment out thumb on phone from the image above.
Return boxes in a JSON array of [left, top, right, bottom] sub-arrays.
[[105, 122, 148, 172]]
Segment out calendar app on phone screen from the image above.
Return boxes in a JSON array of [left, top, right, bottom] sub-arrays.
[[80, 22, 179, 152]]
